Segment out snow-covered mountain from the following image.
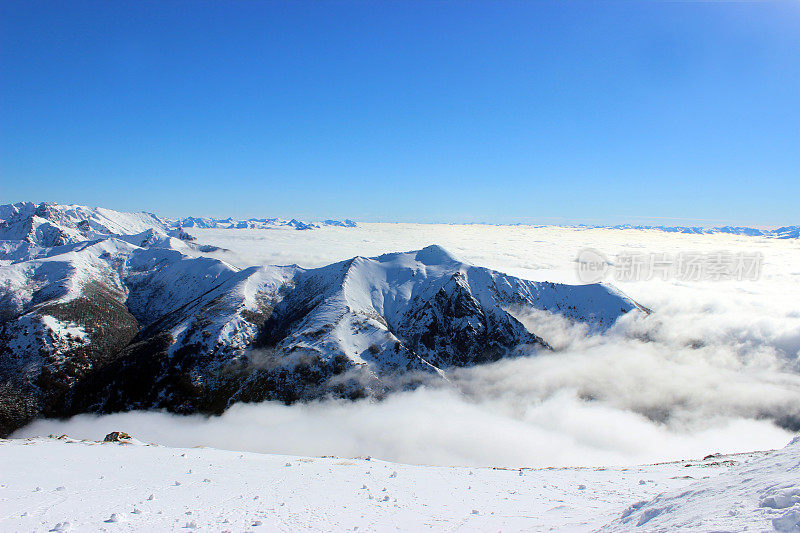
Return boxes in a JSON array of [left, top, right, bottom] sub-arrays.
[[0, 235, 641, 435], [0, 202, 175, 247], [169, 215, 357, 230], [578, 223, 800, 239], [0, 203, 357, 252]]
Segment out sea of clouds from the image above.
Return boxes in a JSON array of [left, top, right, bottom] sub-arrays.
[[15, 224, 800, 467]]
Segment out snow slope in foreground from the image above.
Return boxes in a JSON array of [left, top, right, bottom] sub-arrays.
[[601, 435, 800, 532], [1, 436, 797, 532]]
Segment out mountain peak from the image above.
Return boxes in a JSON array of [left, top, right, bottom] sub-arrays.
[[413, 244, 461, 266]]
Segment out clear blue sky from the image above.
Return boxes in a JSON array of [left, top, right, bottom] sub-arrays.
[[1, 1, 798, 225]]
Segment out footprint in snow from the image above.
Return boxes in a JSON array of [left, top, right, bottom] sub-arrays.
[[389, 471, 397, 478], [184, 521, 197, 529], [147, 494, 155, 500], [252, 520, 263, 526], [105, 513, 122, 523], [49, 522, 71, 532], [175, 481, 182, 486]]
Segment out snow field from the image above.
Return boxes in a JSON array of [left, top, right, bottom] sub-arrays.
[[0, 436, 767, 532]]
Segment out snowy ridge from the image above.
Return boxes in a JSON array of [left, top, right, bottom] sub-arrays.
[[0, 239, 640, 435]]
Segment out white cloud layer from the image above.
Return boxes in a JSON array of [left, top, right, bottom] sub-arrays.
[[14, 225, 800, 467]]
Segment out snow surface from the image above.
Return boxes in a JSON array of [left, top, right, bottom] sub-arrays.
[[2, 435, 796, 532], [600, 435, 800, 532]]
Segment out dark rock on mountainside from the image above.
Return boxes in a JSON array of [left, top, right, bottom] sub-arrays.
[[103, 431, 132, 442], [0, 281, 139, 435]]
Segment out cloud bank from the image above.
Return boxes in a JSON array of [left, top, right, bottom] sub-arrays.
[[13, 225, 800, 467]]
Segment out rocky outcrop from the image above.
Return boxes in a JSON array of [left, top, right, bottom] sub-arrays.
[[103, 431, 132, 442]]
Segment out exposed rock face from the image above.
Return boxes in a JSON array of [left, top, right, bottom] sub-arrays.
[[0, 238, 642, 436], [103, 431, 132, 442]]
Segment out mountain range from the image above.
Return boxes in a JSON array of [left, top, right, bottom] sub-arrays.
[[3, 202, 795, 247], [172, 216, 357, 230], [579, 223, 800, 239], [0, 202, 357, 250], [0, 203, 643, 435]]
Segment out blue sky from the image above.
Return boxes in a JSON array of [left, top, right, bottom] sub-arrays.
[[1, 1, 798, 225]]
